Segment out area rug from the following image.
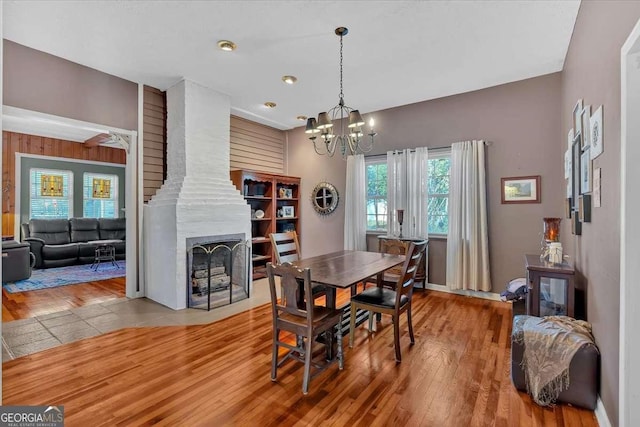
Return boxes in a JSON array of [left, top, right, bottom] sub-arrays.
[[2, 261, 126, 293]]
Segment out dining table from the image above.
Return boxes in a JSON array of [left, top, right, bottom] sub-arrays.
[[292, 249, 406, 359]]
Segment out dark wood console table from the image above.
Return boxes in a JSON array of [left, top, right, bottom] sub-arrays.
[[525, 254, 575, 317]]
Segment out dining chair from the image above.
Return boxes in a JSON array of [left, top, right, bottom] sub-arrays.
[[269, 231, 327, 304], [364, 238, 407, 290], [349, 240, 427, 362], [266, 262, 344, 394]]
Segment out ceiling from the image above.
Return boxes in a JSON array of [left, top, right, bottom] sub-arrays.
[[3, 1, 580, 131]]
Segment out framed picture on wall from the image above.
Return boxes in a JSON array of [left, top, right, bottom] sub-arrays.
[[593, 167, 602, 207], [573, 99, 584, 135], [590, 105, 604, 159], [572, 133, 582, 211], [581, 105, 592, 150], [500, 176, 541, 204], [581, 148, 592, 194]]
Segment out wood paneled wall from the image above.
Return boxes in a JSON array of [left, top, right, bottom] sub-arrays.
[[142, 86, 167, 202], [230, 115, 285, 174], [1, 131, 126, 237]]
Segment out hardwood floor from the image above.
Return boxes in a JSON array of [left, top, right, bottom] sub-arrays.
[[2, 291, 598, 426], [2, 278, 125, 321]]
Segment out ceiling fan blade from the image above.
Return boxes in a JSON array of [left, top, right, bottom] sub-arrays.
[[84, 133, 112, 147]]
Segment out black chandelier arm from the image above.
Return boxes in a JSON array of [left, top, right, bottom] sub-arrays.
[[311, 137, 337, 157]]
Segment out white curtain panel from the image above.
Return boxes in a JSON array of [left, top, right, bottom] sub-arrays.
[[386, 150, 406, 236], [386, 148, 429, 238], [406, 147, 429, 238], [344, 154, 367, 250], [446, 140, 491, 291]]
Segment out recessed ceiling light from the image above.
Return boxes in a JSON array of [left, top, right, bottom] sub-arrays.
[[282, 75, 298, 85], [296, 115, 307, 121], [217, 40, 237, 52], [264, 102, 277, 108]]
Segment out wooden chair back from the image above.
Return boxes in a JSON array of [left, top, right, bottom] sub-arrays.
[[380, 239, 406, 256], [270, 231, 301, 264], [394, 240, 428, 308], [266, 261, 313, 323]]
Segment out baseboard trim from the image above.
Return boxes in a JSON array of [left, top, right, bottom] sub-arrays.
[[423, 283, 502, 301], [595, 396, 611, 427]]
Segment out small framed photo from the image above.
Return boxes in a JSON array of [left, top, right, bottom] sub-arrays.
[[572, 134, 582, 210], [590, 105, 604, 159], [564, 149, 571, 179], [581, 147, 591, 194], [501, 175, 541, 204], [579, 194, 592, 223], [567, 128, 574, 150], [285, 188, 293, 198], [581, 105, 591, 149], [573, 99, 584, 135], [593, 167, 601, 207], [282, 206, 295, 218]]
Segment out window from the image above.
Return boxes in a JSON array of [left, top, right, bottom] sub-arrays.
[[83, 173, 119, 218], [366, 158, 388, 231], [365, 150, 451, 235], [427, 151, 451, 235], [30, 168, 73, 219]]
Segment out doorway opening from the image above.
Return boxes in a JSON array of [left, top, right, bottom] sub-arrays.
[[620, 17, 640, 427], [1, 106, 140, 321]]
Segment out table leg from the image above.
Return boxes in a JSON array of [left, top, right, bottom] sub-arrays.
[[325, 287, 337, 360]]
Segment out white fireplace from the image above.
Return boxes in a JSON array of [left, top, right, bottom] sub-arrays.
[[144, 79, 251, 310]]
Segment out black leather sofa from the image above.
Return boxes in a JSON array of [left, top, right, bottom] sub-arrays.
[[22, 218, 126, 269], [2, 241, 34, 282]]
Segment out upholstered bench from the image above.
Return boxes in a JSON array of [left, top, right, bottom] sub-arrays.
[[511, 315, 599, 410]]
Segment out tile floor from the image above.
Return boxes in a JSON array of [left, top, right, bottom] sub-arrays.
[[2, 278, 275, 362]]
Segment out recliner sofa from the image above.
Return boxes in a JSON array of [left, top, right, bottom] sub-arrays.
[[22, 218, 126, 268]]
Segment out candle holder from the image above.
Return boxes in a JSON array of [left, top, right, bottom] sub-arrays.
[[543, 217, 561, 242], [397, 209, 404, 238], [541, 217, 561, 262]]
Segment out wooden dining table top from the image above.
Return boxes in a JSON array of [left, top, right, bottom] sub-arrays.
[[292, 250, 405, 289]]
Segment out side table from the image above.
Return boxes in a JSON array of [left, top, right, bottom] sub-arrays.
[[91, 244, 119, 270], [525, 254, 575, 317]]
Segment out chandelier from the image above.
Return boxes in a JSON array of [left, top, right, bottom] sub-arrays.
[[305, 27, 376, 158]]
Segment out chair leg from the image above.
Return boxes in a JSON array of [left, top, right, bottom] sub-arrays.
[[271, 329, 279, 381], [302, 337, 313, 395], [393, 314, 402, 363], [368, 310, 374, 331], [336, 324, 344, 370], [407, 304, 415, 345], [349, 303, 357, 348]]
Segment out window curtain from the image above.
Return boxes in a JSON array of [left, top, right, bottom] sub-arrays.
[[446, 140, 491, 291], [386, 148, 429, 238], [344, 154, 367, 250]]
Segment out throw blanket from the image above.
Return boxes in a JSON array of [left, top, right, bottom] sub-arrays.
[[513, 316, 594, 406]]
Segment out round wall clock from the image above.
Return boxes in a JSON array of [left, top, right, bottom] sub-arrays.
[[311, 182, 339, 215]]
